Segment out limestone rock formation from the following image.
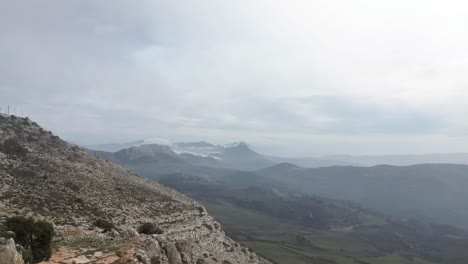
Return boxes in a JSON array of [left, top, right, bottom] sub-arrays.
[[0, 238, 24, 264]]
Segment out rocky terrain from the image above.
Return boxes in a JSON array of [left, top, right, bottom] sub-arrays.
[[0, 115, 270, 264]]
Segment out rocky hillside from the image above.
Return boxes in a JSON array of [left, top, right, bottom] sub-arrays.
[[0, 115, 270, 264]]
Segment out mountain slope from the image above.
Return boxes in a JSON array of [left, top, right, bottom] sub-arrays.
[[0, 115, 270, 264]]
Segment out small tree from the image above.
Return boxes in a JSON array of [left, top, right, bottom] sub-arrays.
[[5, 216, 54, 264]]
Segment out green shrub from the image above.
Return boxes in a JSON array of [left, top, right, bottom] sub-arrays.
[[5, 216, 54, 264], [138, 222, 163, 235], [93, 219, 115, 232]]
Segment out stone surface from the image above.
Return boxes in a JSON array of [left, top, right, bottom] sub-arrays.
[[0, 238, 24, 264]]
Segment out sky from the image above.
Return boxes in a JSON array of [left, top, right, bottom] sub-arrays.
[[1, 0, 468, 156]]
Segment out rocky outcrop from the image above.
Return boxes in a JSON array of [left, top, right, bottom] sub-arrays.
[[0, 238, 24, 264], [0, 115, 270, 264]]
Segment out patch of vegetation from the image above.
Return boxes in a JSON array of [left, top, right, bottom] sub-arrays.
[[93, 219, 115, 233], [5, 216, 54, 264], [0, 138, 29, 157], [137, 222, 163, 235]]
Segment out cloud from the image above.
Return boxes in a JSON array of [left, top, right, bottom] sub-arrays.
[[1, 0, 468, 155]]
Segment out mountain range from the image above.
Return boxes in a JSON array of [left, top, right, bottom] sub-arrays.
[[88, 139, 468, 169], [88, 141, 278, 171], [89, 140, 355, 170]]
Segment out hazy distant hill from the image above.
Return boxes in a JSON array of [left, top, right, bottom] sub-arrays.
[[88, 137, 468, 171], [258, 163, 468, 229], [322, 153, 468, 166], [88, 139, 468, 169]]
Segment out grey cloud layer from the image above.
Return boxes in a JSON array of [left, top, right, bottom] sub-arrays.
[[1, 0, 467, 155]]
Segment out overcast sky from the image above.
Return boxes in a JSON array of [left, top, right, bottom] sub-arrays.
[[1, 1, 468, 156]]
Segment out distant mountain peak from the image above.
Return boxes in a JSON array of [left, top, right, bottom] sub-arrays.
[[220, 142, 261, 160], [114, 143, 181, 163]]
